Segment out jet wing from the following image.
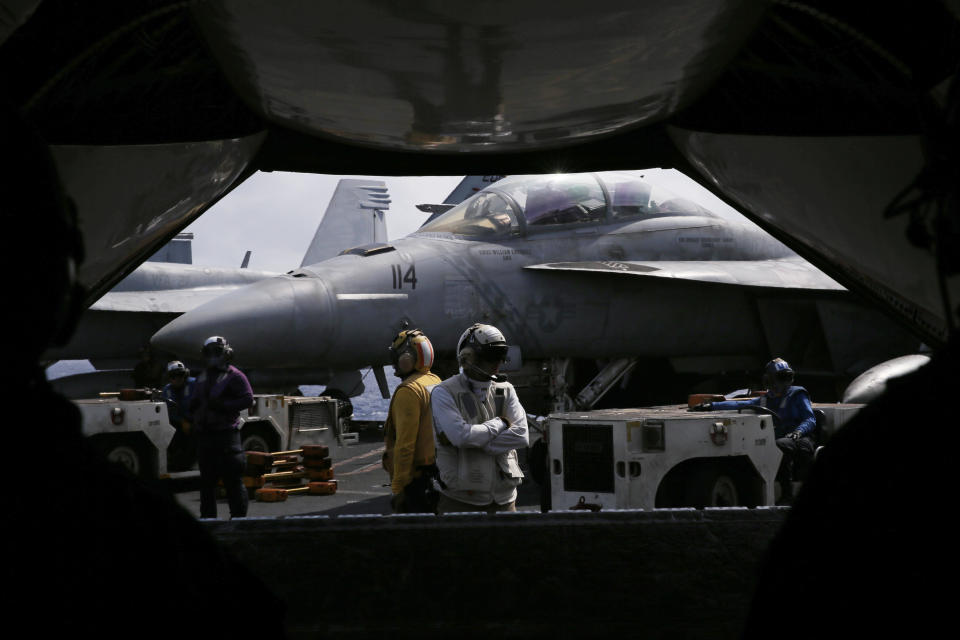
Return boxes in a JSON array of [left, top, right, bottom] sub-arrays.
[[90, 287, 249, 314], [524, 257, 846, 291]]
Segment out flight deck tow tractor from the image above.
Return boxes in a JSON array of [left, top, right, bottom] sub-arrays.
[[236, 393, 360, 453], [74, 391, 366, 479], [74, 390, 174, 479], [520, 354, 864, 509], [543, 399, 863, 510]]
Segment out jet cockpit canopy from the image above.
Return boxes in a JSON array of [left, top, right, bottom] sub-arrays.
[[417, 171, 720, 238]]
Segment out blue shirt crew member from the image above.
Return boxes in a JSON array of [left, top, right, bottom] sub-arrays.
[[697, 358, 817, 504], [189, 336, 254, 519], [162, 360, 198, 471]]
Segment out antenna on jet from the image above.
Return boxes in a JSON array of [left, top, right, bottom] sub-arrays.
[[240, 250, 251, 269]]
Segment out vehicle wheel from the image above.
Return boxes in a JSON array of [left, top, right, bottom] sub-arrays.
[[706, 474, 739, 507], [685, 464, 741, 508], [324, 388, 354, 418], [105, 443, 142, 477], [242, 427, 272, 453]]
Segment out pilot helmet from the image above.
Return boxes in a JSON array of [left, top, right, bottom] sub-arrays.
[[763, 357, 794, 392], [166, 360, 188, 377], [201, 335, 233, 368], [561, 181, 590, 201], [457, 323, 509, 366], [389, 328, 434, 374]]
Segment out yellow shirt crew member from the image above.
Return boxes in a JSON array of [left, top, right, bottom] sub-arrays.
[[382, 329, 441, 513]]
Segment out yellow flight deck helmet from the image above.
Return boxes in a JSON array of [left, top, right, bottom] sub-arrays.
[[389, 328, 435, 374]]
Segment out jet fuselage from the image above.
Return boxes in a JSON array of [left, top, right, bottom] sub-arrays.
[[152, 171, 916, 406], [153, 171, 803, 371]]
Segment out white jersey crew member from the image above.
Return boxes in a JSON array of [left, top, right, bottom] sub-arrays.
[[431, 323, 529, 513]]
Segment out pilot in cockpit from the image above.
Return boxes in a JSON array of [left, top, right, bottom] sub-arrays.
[[464, 191, 515, 233], [486, 196, 514, 231], [525, 181, 599, 225]]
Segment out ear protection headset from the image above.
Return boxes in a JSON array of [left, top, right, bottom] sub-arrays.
[[456, 323, 509, 381], [457, 326, 479, 367], [389, 328, 434, 373]]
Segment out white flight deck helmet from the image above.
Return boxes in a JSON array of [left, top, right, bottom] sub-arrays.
[[457, 323, 509, 376], [201, 335, 233, 369], [166, 360, 188, 377]]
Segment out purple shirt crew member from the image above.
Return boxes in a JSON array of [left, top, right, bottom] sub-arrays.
[[189, 336, 254, 519]]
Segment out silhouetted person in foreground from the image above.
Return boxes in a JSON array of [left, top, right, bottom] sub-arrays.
[[2, 104, 285, 637], [743, 68, 960, 639], [742, 338, 955, 639]]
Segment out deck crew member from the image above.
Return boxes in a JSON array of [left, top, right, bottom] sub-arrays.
[[693, 357, 816, 503], [162, 360, 197, 470], [382, 328, 441, 513], [190, 335, 254, 519], [431, 323, 528, 514]]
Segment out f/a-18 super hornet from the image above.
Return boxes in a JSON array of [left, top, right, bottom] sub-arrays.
[[4, 1, 955, 350], [152, 170, 918, 414], [45, 178, 391, 399]]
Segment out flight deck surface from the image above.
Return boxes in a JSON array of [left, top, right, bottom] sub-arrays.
[[170, 428, 544, 519]]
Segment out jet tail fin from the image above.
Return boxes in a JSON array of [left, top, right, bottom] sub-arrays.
[[147, 232, 193, 264], [300, 179, 390, 267], [240, 250, 251, 269], [442, 175, 505, 205]]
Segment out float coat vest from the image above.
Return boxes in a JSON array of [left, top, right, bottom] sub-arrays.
[[434, 374, 524, 506]]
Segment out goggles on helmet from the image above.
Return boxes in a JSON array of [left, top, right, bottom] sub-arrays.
[[458, 323, 509, 364], [202, 336, 228, 356], [763, 358, 794, 389]]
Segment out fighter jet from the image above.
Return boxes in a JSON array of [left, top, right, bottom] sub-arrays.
[[152, 170, 918, 414], [46, 178, 392, 398], [4, 2, 955, 349]]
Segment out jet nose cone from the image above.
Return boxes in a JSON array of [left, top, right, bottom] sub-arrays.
[[151, 276, 335, 368]]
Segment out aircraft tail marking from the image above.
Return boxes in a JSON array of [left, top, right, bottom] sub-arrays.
[[300, 179, 390, 267]]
